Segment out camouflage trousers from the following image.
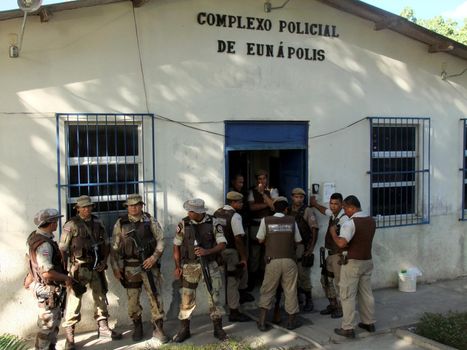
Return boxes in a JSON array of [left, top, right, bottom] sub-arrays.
[[178, 261, 225, 320], [296, 244, 312, 292], [258, 258, 299, 315], [124, 263, 164, 322], [36, 304, 61, 349], [222, 248, 248, 309], [62, 265, 109, 327], [320, 253, 341, 299]]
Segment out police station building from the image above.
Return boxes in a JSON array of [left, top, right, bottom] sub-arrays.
[[1, 0, 467, 337]]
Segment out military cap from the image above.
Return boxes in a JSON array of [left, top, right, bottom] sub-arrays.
[[273, 196, 288, 204], [226, 191, 243, 201], [124, 193, 145, 207], [73, 195, 94, 209], [291, 188, 306, 196], [183, 198, 207, 214], [34, 208, 63, 228], [255, 169, 268, 177]]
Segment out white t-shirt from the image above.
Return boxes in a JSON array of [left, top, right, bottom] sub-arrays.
[[256, 213, 301, 242]]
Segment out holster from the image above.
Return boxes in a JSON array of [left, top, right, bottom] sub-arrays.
[[301, 253, 314, 268]]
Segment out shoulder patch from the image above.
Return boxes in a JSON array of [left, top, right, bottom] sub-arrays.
[[176, 223, 183, 234], [215, 224, 224, 234]]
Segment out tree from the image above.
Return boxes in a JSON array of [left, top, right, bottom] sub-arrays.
[[400, 6, 467, 45]]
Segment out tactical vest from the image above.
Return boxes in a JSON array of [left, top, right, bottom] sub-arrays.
[[347, 216, 376, 260], [213, 208, 236, 249], [325, 214, 344, 253], [251, 188, 273, 219], [181, 215, 216, 263], [289, 205, 312, 246], [264, 215, 296, 259], [27, 231, 66, 286], [68, 215, 106, 263], [118, 213, 156, 260]]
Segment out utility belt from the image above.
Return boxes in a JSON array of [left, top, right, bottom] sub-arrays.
[[327, 250, 340, 256], [37, 285, 63, 310], [265, 256, 294, 264]]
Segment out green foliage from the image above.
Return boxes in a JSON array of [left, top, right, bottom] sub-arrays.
[[157, 339, 267, 350], [0, 334, 27, 350], [416, 311, 467, 349], [399, 6, 467, 45]]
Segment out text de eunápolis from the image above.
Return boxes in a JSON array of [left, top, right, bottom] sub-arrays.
[[197, 12, 340, 62]]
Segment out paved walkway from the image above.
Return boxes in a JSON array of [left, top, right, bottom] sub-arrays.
[[26, 277, 467, 349]]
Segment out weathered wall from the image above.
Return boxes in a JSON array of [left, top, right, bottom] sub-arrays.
[[1, 0, 467, 337]]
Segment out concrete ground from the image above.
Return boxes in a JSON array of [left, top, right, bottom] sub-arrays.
[[26, 276, 467, 349]]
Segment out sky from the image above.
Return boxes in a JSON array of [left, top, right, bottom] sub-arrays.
[[2, 0, 467, 21]]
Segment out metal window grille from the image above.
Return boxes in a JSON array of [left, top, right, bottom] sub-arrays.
[[56, 113, 156, 235], [461, 119, 467, 220], [369, 117, 430, 228]]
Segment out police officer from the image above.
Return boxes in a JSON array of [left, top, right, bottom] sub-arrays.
[[330, 195, 376, 338], [172, 198, 228, 342], [59, 195, 121, 349], [256, 197, 303, 331], [26, 209, 71, 350], [289, 188, 319, 312], [310, 193, 348, 318], [214, 191, 252, 322], [247, 169, 278, 289], [111, 194, 168, 343]]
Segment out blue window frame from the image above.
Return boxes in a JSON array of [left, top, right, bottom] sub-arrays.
[[369, 117, 430, 228], [56, 113, 156, 234], [461, 119, 467, 220]]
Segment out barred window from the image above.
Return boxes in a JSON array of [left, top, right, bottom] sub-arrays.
[[56, 113, 156, 234], [369, 117, 430, 228]]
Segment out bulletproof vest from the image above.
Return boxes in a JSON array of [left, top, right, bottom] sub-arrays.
[[289, 205, 312, 246], [347, 216, 376, 260], [264, 215, 296, 259], [325, 215, 343, 253], [251, 188, 273, 219], [68, 215, 106, 262], [213, 208, 236, 249], [27, 231, 66, 286], [181, 215, 216, 263], [118, 213, 156, 260]]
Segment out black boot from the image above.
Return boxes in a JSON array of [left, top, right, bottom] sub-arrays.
[[173, 319, 191, 343], [132, 317, 143, 341], [303, 291, 314, 312], [229, 308, 251, 322], [213, 318, 228, 341], [239, 289, 255, 303], [257, 307, 271, 332], [97, 319, 122, 340], [286, 313, 303, 330], [331, 306, 343, 319], [320, 298, 337, 315], [65, 325, 75, 350], [153, 319, 169, 343]]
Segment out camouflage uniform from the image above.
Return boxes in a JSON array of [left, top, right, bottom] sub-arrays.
[[60, 215, 110, 328], [111, 212, 165, 322], [27, 209, 65, 350], [173, 214, 226, 321]]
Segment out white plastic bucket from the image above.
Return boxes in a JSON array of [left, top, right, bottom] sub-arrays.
[[398, 272, 417, 292]]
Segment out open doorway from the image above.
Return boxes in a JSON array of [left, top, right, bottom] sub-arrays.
[[227, 149, 307, 198], [225, 121, 309, 199]]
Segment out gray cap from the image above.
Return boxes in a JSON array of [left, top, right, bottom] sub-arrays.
[[255, 169, 268, 177], [124, 194, 145, 207], [183, 198, 207, 214], [291, 188, 306, 196], [273, 196, 288, 204], [226, 191, 243, 201], [73, 195, 94, 209], [34, 208, 63, 228]]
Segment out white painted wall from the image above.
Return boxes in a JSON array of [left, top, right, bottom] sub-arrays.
[[0, 0, 466, 337]]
